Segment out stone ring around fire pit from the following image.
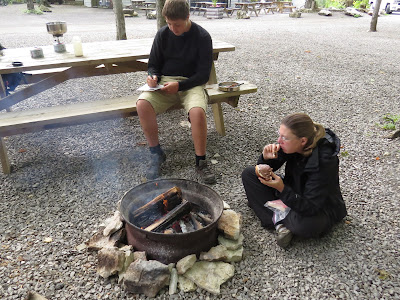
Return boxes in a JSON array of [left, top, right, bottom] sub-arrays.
[[119, 179, 224, 264]]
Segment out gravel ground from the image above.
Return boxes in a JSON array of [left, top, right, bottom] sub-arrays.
[[1, 4, 399, 299]]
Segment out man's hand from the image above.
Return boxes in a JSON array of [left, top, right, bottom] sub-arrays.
[[258, 172, 284, 193], [147, 75, 158, 88], [161, 82, 179, 94]]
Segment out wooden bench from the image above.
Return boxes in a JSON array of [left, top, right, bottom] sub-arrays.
[[0, 82, 257, 174], [225, 7, 241, 17], [280, 6, 296, 13]]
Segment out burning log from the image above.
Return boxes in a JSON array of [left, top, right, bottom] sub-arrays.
[[145, 200, 192, 232], [131, 186, 183, 228]]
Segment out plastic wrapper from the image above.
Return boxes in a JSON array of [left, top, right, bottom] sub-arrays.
[[264, 199, 291, 224]]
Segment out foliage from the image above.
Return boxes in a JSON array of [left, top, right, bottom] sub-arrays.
[[212, 0, 217, 6], [353, 0, 370, 9], [340, 151, 349, 157], [24, 8, 43, 14], [316, 0, 345, 8], [317, 0, 370, 8], [379, 114, 400, 131]]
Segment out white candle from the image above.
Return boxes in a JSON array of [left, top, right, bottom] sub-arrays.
[[72, 36, 83, 57]]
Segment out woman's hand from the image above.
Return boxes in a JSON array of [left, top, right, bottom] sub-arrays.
[[147, 75, 158, 88], [262, 144, 280, 160], [258, 172, 284, 193]]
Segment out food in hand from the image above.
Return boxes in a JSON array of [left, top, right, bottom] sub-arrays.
[[255, 164, 273, 180]]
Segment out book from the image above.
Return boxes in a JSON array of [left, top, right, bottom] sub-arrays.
[[137, 83, 163, 92]]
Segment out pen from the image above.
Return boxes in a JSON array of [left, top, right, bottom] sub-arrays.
[[148, 72, 156, 80]]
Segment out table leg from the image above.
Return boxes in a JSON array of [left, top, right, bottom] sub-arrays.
[[207, 62, 226, 136], [0, 75, 12, 112], [0, 137, 11, 174]]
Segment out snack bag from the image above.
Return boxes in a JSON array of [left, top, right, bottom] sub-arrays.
[[264, 199, 291, 224]]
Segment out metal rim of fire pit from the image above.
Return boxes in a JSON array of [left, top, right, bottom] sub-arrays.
[[119, 179, 224, 263]]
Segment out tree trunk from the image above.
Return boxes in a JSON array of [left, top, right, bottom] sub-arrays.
[[370, 0, 382, 32], [304, 0, 314, 9], [27, 0, 34, 10], [113, 0, 127, 40], [157, 0, 166, 30]]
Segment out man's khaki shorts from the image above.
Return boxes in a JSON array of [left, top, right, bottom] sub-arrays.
[[137, 76, 208, 114]]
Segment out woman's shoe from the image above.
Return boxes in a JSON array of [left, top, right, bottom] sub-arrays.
[[275, 224, 292, 249]]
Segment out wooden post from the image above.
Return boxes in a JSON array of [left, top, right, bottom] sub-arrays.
[[0, 137, 11, 174]]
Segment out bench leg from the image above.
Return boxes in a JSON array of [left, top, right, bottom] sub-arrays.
[[0, 137, 11, 174], [211, 103, 226, 136]]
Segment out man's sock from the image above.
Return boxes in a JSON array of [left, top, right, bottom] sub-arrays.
[[196, 155, 206, 166], [150, 144, 164, 156]]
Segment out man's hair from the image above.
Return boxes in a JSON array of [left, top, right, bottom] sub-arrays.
[[162, 0, 190, 20]]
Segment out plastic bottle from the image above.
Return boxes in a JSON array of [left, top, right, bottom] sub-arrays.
[[72, 36, 83, 57]]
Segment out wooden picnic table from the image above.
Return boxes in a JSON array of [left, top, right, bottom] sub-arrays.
[[192, 1, 227, 16], [131, 0, 144, 7], [254, 2, 275, 14], [235, 2, 260, 16], [0, 39, 256, 174], [140, 1, 156, 16], [273, 1, 294, 13]]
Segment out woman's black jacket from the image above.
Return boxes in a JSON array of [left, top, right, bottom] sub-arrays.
[[258, 128, 347, 222]]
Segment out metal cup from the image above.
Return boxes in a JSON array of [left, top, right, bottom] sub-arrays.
[[30, 47, 44, 59]]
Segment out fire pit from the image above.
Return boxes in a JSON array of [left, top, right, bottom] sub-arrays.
[[119, 179, 224, 264]]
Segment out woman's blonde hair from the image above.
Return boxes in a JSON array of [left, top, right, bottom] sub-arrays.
[[281, 113, 326, 157], [162, 0, 190, 20]]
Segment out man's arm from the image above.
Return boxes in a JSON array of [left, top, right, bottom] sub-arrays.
[[178, 32, 213, 91], [147, 31, 163, 82]]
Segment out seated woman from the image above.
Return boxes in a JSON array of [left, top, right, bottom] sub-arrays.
[[242, 113, 347, 249]]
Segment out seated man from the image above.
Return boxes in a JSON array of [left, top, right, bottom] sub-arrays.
[[136, 0, 216, 184]]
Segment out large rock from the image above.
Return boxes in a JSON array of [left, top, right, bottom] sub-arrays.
[[133, 251, 147, 261], [103, 210, 123, 237], [176, 254, 196, 275], [183, 261, 235, 294], [86, 227, 125, 251], [168, 268, 178, 295], [218, 233, 244, 250], [289, 11, 301, 18], [318, 9, 332, 16], [237, 10, 250, 19], [147, 10, 157, 19], [26, 291, 48, 300], [178, 275, 197, 292], [345, 7, 363, 17], [123, 259, 170, 298], [217, 209, 242, 240], [118, 245, 135, 283], [97, 247, 125, 279], [200, 245, 227, 261], [225, 246, 244, 263]]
